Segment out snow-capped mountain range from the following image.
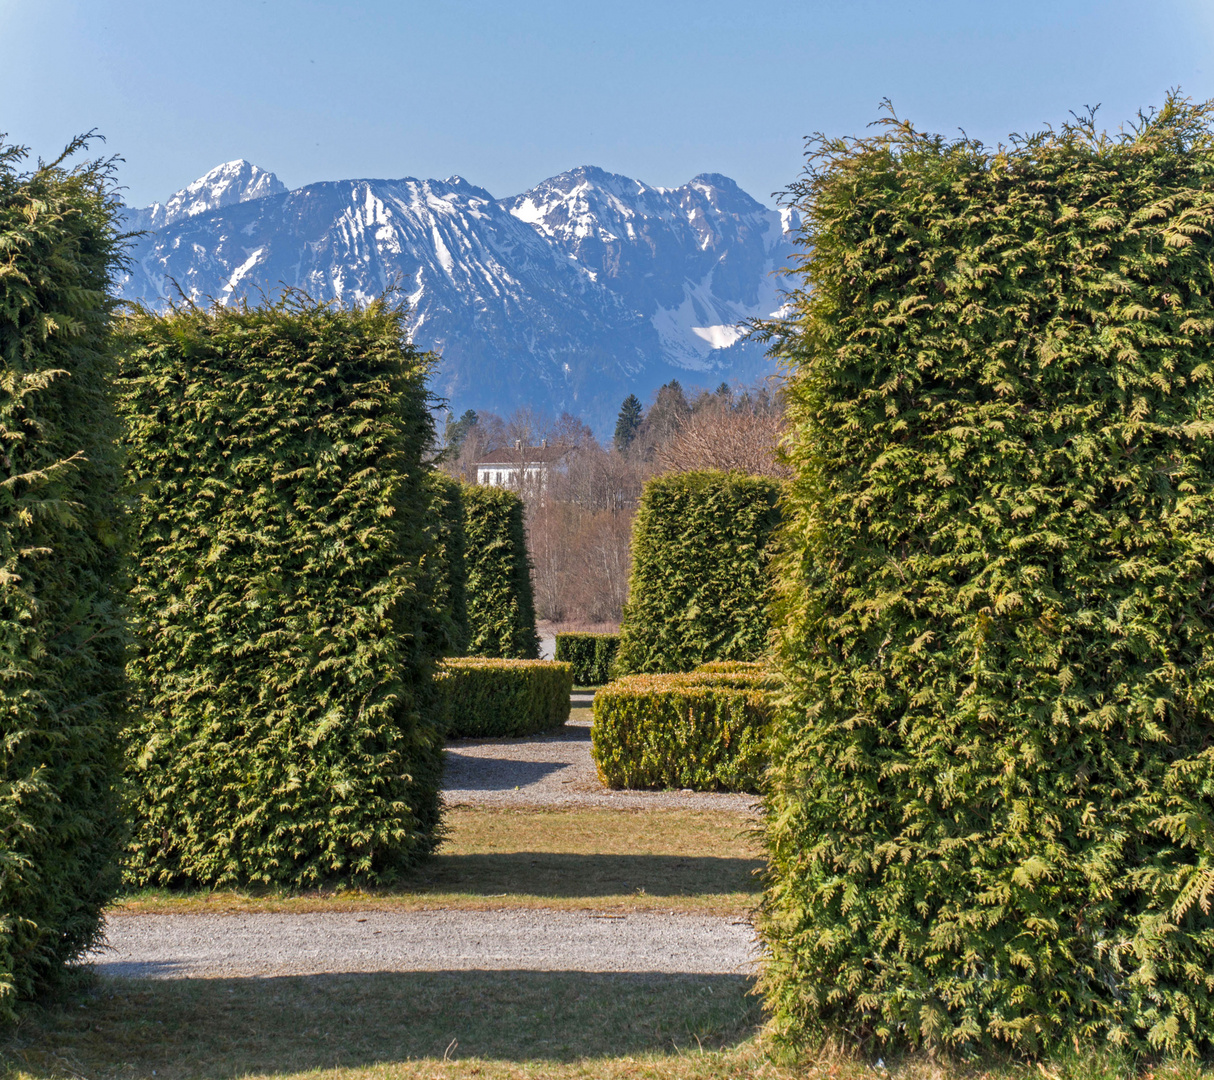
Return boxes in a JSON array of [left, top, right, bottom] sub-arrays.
[[118, 160, 797, 432]]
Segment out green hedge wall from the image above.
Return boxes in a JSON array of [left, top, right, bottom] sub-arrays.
[[118, 295, 443, 889], [422, 472, 469, 657], [591, 665, 776, 792], [463, 484, 540, 659], [762, 97, 1214, 1057], [615, 471, 781, 675], [0, 140, 127, 1019], [437, 658, 572, 738], [554, 632, 619, 685]]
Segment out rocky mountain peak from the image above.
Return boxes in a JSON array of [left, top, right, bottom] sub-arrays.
[[128, 160, 286, 231], [117, 162, 796, 432]]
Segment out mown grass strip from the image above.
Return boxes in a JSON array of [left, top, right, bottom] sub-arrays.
[[112, 808, 764, 917], [2, 970, 769, 1079], [6, 971, 1214, 1080]]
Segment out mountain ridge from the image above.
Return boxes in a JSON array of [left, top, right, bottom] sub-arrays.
[[118, 162, 796, 433]]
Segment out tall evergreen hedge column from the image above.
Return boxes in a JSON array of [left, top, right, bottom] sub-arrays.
[[462, 484, 539, 659], [0, 140, 127, 1018], [616, 471, 781, 674], [422, 472, 469, 657], [762, 98, 1214, 1056], [119, 296, 443, 889]]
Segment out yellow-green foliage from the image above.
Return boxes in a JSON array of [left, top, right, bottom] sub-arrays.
[[0, 138, 127, 1020], [591, 665, 776, 792], [118, 295, 443, 889], [554, 632, 619, 685], [437, 658, 572, 738], [422, 472, 469, 657], [616, 471, 781, 675], [763, 97, 1214, 1057], [462, 484, 540, 659]]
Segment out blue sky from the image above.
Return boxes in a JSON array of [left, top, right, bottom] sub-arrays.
[[2, 0, 1211, 208]]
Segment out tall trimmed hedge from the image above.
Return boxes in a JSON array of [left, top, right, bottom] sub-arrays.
[[422, 472, 469, 657], [463, 484, 539, 659], [0, 140, 126, 1017], [118, 295, 443, 889], [762, 98, 1214, 1057], [615, 471, 781, 674]]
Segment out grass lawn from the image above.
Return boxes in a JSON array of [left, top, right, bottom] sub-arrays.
[[114, 808, 763, 917], [7, 971, 1214, 1080], [3, 969, 787, 1080]]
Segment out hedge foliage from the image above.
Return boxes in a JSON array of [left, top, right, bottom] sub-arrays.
[[0, 139, 127, 1019], [118, 295, 443, 889], [436, 658, 571, 738], [422, 472, 469, 657], [463, 484, 540, 659], [761, 97, 1214, 1057], [615, 471, 781, 675], [554, 632, 619, 685], [591, 664, 776, 792]]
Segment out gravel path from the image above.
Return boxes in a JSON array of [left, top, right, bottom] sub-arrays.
[[90, 911, 759, 979], [443, 712, 759, 813]]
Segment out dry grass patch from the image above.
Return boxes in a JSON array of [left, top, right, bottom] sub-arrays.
[[114, 808, 762, 917]]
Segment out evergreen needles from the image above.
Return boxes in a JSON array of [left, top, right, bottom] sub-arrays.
[[0, 137, 127, 1017], [118, 295, 443, 889], [616, 471, 781, 674], [462, 484, 540, 659], [762, 96, 1214, 1056]]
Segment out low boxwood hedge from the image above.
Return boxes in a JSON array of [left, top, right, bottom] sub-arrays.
[[591, 665, 777, 793], [437, 658, 572, 738], [554, 632, 620, 685]]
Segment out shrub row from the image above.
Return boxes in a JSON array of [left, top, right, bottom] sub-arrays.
[[553, 632, 619, 685], [436, 658, 572, 738], [119, 296, 444, 890], [591, 665, 776, 793], [0, 140, 127, 1019], [763, 97, 1214, 1057], [615, 471, 781, 675], [463, 485, 540, 660]]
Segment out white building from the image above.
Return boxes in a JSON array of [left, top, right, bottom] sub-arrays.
[[476, 441, 566, 490]]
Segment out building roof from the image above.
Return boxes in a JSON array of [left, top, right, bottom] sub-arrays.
[[476, 444, 567, 467]]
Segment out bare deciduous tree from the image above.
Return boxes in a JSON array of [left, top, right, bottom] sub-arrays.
[[655, 378, 789, 478]]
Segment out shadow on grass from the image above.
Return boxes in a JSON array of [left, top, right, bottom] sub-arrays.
[[7, 970, 761, 1078], [408, 852, 764, 898]]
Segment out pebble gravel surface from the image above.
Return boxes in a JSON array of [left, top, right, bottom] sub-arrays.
[[91, 695, 761, 982], [90, 911, 759, 979], [443, 711, 759, 813]]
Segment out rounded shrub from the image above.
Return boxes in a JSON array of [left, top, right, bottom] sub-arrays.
[[762, 97, 1214, 1057]]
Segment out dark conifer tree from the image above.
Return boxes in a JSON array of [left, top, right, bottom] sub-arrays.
[[613, 393, 643, 452]]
